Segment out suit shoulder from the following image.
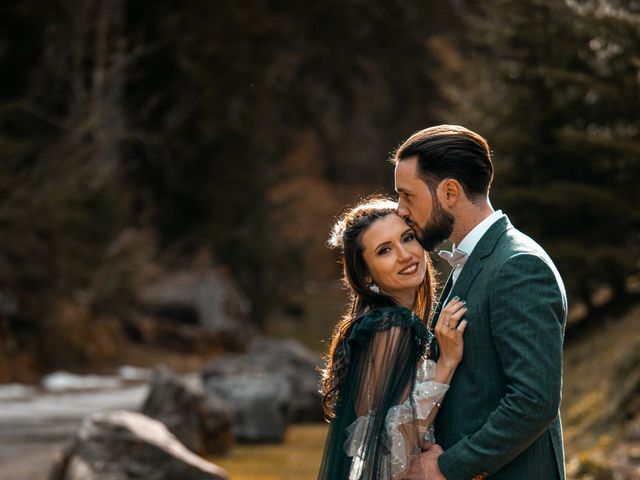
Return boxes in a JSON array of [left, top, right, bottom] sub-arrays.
[[495, 227, 554, 265], [493, 228, 566, 294]]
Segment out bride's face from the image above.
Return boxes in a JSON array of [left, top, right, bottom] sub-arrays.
[[360, 213, 427, 305]]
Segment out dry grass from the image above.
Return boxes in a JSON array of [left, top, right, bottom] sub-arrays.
[[210, 423, 328, 480], [562, 304, 640, 452], [561, 304, 640, 479]]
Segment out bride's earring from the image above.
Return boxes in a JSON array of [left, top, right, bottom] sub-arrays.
[[369, 284, 380, 294]]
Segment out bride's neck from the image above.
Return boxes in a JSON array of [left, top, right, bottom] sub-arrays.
[[395, 290, 416, 310]]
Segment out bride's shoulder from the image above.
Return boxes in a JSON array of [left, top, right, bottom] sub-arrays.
[[351, 306, 423, 336], [364, 305, 415, 320]]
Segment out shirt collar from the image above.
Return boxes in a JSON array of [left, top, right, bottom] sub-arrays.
[[454, 210, 504, 257]]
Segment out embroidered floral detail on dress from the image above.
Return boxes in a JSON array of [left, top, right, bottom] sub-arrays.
[[344, 359, 449, 479]]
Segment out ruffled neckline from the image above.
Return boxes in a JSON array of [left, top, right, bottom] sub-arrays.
[[347, 306, 429, 349]]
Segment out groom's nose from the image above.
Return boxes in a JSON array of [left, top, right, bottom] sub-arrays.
[[397, 203, 410, 221]]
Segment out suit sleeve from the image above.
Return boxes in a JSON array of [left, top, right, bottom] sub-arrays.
[[438, 253, 566, 479]]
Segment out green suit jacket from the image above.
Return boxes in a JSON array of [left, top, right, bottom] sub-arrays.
[[433, 215, 567, 480]]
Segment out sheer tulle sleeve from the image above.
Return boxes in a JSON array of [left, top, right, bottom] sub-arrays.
[[317, 307, 448, 480]]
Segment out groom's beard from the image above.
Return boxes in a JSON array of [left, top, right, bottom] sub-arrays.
[[416, 198, 455, 251]]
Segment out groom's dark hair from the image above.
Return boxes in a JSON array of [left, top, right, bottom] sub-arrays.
[[392, 125, 494, 200]]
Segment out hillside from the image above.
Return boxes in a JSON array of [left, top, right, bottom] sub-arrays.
[[562, 303, 640, 479]]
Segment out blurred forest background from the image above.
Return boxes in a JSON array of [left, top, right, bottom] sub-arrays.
[[0, 0, 639, 479]]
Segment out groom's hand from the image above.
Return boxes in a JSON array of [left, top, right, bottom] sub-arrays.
[[404, 443, 446, 480]]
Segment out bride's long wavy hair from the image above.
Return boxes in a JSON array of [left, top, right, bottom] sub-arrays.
[[321, 196, 435, 420]]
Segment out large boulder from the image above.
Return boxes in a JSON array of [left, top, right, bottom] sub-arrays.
[[50, 410, 228, 480], [248, 337, 323, 422], [123, 313, 228, 355], [137, 267, 253, 350], [141, 367, 233, 455], [201, 337, 323, 442], [203, 369, 291, 443]]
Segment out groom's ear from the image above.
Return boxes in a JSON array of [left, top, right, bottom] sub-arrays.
[[438, 179, 462, 206]]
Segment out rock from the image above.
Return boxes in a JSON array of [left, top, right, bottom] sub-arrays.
[[138, 267, 252, 348], [126, 314, 227, 355], [201, 337, 324, 442], [248, 337, 324, 422], [201, 392, 235, 452], [141, 367, 233, 455], [203, 369, 291, 443], [50, 410, 228, 480]]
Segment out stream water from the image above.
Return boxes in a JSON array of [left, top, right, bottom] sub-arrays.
[[0, 369, 149, 480]]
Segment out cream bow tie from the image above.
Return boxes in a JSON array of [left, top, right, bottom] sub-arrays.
[[437, 248, 468, 269]]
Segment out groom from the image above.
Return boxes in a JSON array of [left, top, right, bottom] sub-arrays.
[[393, 125, 567, 480]]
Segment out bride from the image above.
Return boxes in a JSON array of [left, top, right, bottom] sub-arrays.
[[318, 197, 467, 480]]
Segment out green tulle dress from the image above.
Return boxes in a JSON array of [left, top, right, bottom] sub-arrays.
[[318, 306, 449, 480]]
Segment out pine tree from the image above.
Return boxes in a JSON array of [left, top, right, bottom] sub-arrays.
[[457, 0, 640, 309]]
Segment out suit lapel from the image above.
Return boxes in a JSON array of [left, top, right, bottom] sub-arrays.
[[447, 216, 513, 304], [432, 271, 453, 328], [429, 216, 513, 358], [429, 271, 454, 360], [448, 258, 483, 303]]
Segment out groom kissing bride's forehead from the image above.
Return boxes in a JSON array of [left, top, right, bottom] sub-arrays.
[[393, 125, 494, 253], [393, 125, 567, 480]]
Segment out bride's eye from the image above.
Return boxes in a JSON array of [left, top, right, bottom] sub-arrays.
[[403, 233, 415, 242], [377, 247, 391, 256]]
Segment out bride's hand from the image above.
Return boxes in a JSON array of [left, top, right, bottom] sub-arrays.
[[435, 297, 468, 368]]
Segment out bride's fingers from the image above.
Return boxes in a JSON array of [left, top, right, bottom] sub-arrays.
[[442, 300, 466, 318], [457, 319, 468, 333], [440, 304, 462, 322], [443, 298, 464, 311], [443, 305, 467, 329]]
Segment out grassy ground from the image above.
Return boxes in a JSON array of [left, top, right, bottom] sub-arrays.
[[211, 423, 328, 480], [561, 304, 640, 479]]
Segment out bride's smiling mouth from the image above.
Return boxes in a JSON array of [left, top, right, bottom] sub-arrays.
[[398, 262, 419, 275]]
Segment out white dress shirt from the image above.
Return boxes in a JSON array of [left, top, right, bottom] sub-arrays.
[[450, 210, 504, 287]]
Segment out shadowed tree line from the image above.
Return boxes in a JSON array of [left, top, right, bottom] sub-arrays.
[[458, 0, 640, 313], [0, 0, 638, 374]]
